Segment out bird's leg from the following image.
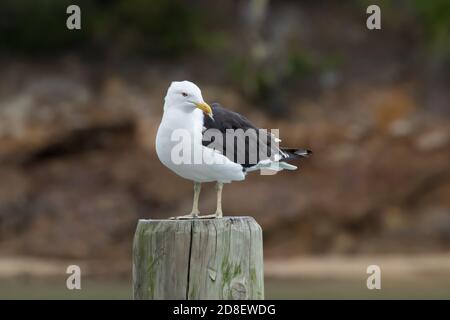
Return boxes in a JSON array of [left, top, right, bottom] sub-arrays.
[[171, 182, 201, 219], [197, 182, 224, 219], [191, 181, 201, 216], [215, 182, 223, 218]]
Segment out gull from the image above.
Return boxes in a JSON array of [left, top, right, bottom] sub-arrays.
[[156, 81, 311, 219]]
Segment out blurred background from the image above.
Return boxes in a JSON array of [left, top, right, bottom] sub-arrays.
[[0, 0, 449, 299]]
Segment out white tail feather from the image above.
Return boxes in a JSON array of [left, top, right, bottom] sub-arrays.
[[246, 160, 298, 173]]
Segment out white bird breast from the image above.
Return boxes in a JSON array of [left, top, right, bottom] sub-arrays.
[[156, 107, 245, 183]]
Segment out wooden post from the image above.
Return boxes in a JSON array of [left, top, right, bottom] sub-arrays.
[[133, 217, 264, 300]]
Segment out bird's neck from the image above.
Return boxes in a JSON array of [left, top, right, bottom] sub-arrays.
[[161, 105, 204, 135]]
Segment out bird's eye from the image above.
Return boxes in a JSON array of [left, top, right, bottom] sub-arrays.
[[181, 92, 188, 97]]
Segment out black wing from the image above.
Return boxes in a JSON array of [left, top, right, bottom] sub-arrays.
[[202, 103, 310, 168], [203, 103, 256, 132]]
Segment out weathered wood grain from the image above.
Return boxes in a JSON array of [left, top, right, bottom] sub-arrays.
[[133, 217, 264, 300]]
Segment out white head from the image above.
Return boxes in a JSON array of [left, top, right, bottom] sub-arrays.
[[164, 81, 213, 118]]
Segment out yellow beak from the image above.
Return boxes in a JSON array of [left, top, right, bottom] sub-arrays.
[[195, 102, 213, 118]]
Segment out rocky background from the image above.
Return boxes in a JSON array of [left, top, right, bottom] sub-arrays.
[[0, 0, 449, 279]]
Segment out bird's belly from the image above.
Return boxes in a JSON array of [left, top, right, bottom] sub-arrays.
[[156, 129, 245, 183], [163, 162, 220, 183]]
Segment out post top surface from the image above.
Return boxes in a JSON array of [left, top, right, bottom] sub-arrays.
[[138, 216, 256, 223]]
